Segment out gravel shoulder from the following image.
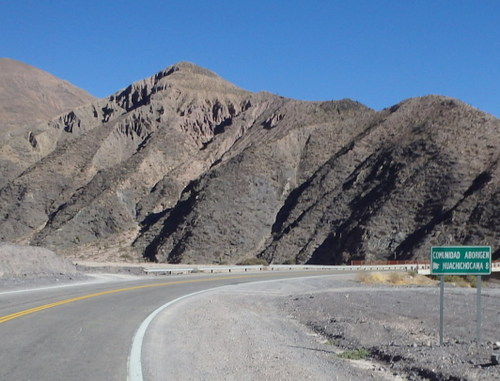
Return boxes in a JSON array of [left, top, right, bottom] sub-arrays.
[[143, 274, 500, 381]]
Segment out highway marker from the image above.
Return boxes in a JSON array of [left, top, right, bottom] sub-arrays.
[[430, 246, 492, 345]]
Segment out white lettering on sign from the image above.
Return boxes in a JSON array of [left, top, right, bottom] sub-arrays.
[[442, 262, 484, 270], [432, 251, 461, 259], [464, 251, 489, 259]]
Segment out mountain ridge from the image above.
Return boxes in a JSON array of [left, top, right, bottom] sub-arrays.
[[0, 61, 498, 264]]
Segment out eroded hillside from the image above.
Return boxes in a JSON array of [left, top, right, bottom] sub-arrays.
[[0, 62, 498, 264]]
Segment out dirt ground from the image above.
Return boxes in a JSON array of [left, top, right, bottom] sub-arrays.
[[282, 275, 500, 381], [146, 273, 500, 381]]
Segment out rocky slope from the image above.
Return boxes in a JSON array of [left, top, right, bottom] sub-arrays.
[[0, 58, 96, 187], [0, 62, 498, 264], [258, 97, 499, 264]]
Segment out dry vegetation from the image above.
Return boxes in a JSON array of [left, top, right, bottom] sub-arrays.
[[356, 271, 493, 288], [356, 271, 437, 286]]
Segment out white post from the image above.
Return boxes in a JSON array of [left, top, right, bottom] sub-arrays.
[[439, 275, 444, 346], [476, 275, 482, 343]]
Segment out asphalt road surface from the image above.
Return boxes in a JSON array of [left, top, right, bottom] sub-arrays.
[[0, 271, 339, 381]]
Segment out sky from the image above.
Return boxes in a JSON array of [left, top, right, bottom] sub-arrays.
[[1, 1, 499, 117]]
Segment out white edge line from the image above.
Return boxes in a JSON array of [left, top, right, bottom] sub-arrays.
[[126, 273, 343, 381], [127, 288, 210, 381]]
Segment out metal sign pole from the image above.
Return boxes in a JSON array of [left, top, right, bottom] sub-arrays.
[[476, 275, 482, 343], [439, 275, 444, 346]]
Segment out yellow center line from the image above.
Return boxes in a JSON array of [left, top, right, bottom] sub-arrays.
[[0, 272, 315, 324]]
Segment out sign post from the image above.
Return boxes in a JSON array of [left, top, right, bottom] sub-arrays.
[[430, 246, 491, 345], [439, 275, 444, 345], [476, 275, 482, 342]]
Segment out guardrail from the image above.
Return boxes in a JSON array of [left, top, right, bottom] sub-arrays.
[[143, 265, 336, 275], [143, 261, 500, 275]]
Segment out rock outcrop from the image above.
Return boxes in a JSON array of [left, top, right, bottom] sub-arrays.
[[0, 62, 498, 264]]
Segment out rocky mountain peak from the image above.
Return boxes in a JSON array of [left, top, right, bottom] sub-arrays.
[[0, 61, 498, 265]]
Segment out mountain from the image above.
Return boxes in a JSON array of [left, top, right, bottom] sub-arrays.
[[0, 58, 95, 129], [0, 62, 498, 264], [0, 58, 96, 187]]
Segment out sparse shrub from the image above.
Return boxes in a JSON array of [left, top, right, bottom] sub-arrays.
[[407, 270, 418, 277], [120, 253, 133, 261], [325, 338, 339, 346], [236, 257, 269, 266], [282, 258, 296, 265], [338, 348, 370, 360]]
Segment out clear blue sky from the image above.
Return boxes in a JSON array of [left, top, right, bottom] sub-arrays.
[[1, 1, 499, 117]]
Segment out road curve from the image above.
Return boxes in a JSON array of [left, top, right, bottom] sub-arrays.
[[0, 271, 338, 381]]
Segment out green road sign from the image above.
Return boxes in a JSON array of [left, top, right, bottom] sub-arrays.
[[430, 246, 491, 275]]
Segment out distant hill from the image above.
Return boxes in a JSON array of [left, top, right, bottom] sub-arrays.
[[0, 58, 95, 129], [0, 61, 498, 264], [0, 58, 96, 186]]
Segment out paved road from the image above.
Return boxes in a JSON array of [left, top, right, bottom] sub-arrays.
[[0, 271, 338, 381]]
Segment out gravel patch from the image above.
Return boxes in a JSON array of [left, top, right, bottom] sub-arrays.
[[286, 277, 500, 381], [0, 243, 77, 278], [143, 274, 500, 381], [0, 243, 87, 290]]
